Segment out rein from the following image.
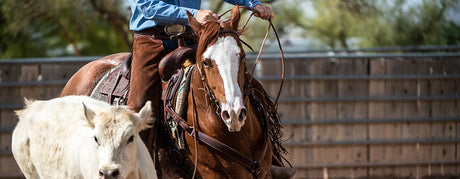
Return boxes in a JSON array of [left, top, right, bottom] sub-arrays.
[[163, 79, 269, 177], [193, 28, 270, 178], [219, 6, 286, 106], [164, 29, 269, 177], [163, 6, 286, 178]]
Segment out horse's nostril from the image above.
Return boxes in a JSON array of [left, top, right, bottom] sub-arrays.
[[222, 110, 230, 119], [239, 108, 247, 122]]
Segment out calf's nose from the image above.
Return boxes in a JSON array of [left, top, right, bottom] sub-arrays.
[[98, 168, 120, 179]]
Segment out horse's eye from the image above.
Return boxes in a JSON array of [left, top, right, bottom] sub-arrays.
[[127, 135, 134, 144], [202, 60, 211, 67], [94, 136, 99, 145]]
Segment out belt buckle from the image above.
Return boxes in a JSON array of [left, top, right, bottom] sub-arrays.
[[164, 24, 186, 36]]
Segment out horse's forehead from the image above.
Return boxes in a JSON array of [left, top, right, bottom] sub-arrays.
[[203, 35, 241, 62]]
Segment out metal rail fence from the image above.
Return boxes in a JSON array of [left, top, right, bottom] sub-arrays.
[[1, 47, 459, 178]]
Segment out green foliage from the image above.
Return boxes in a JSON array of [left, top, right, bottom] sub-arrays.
[[263, 0, 460, 49], [0, 0, 130, 58], [1, 0, 459, 58]]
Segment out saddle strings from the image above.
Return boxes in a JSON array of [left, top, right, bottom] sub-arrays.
[[218, 6, 286, 107]]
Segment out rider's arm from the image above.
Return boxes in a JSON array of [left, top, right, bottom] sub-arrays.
[[131, 0, 198, 24], [224, 0, 262, 8]]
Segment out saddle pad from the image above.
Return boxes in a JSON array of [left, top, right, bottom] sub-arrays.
[[173, 65, 194, 116], [90, 65, 130, 105], [164, 65, 194, 149]]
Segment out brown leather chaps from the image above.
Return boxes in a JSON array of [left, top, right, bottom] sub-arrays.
[[129, 35, 165, 113]]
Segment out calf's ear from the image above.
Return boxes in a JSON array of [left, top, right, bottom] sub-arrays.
[[136, 101, 154, 131], [82, 102, 95, 128]]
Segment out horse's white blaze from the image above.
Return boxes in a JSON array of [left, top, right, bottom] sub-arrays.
[[203, 36, 245, 131], [203, 36, 242, 106]]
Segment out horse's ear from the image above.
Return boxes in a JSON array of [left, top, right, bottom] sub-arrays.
[[187, 11, 202, 37], [230, 5, 241, 31]]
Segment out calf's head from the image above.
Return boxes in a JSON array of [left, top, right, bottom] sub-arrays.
[[82, 101, 153, 179]]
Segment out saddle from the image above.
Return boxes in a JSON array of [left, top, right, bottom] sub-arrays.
[[90, 54, 132, 105], [90, 46, 197, 106]]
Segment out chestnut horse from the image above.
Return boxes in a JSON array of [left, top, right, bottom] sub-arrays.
[[61, 6, 287, 178], [181, 7, 273, 178]]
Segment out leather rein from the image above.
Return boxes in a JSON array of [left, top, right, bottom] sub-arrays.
[[220, 6, 286, 105], [163, 6, 286, 178], [164, 28, 269, 178]]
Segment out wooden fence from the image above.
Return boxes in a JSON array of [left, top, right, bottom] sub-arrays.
[[0, 51, 459, 178]]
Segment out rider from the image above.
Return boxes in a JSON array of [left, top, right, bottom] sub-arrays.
[[128, 1, 295, 177], [128, 0, 273, 113], [128, 0, 272, 146]]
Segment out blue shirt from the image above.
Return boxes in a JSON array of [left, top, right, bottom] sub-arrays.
[[129, 0, 262, 31]]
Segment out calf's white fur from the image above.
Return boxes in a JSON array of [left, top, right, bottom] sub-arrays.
[[12, 95, 156, 179]]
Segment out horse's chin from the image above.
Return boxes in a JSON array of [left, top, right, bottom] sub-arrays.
[[223, 118, 245, 132]]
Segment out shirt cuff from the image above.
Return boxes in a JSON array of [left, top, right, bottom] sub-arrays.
[[177, 7, 198, 24], [249, 0, 263, 8], [186, 8, 198, 18]]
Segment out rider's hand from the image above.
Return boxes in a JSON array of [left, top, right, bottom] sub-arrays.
[[253, 4, 273, 20], [196, 10, 218, 24]]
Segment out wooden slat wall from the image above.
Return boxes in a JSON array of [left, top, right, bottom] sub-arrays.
[[0, 63, 22, 178], [368, 58, 386, 177], [259, 56, 460, 179], [0, 62, 84, 178], [0, 55, 459, 178]]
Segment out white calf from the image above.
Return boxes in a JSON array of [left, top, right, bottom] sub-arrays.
[[12, 95, 157, 179]]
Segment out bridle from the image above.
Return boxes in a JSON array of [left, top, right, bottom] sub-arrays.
[[163, 6, 286, 178], [196, 28, 245, 121], [195, 27, 271, 177], [164, 28, 269, 178]]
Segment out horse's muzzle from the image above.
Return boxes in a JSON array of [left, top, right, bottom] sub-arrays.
[[222, 106, 247, 132]]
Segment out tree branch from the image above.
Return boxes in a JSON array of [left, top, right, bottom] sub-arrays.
[[89, 0, 132, 48], [422, 0, 447, 35], [41, 11, 82, 56]]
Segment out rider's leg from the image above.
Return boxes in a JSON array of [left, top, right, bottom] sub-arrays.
[[129, 35, 165, 112], [129, 35, 165, 154]]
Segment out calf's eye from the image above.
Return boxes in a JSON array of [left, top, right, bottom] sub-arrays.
[[127, 135, 134, 144], [94, 136, 99, 145]]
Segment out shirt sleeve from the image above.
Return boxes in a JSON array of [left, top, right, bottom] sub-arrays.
[[224, 0, 263, 8], [133, 0, 198, 24]]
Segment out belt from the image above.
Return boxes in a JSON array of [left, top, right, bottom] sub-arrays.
[[134, 25, 196, 41]]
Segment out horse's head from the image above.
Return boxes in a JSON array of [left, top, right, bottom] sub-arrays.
[[187, 6, 247, 132]]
